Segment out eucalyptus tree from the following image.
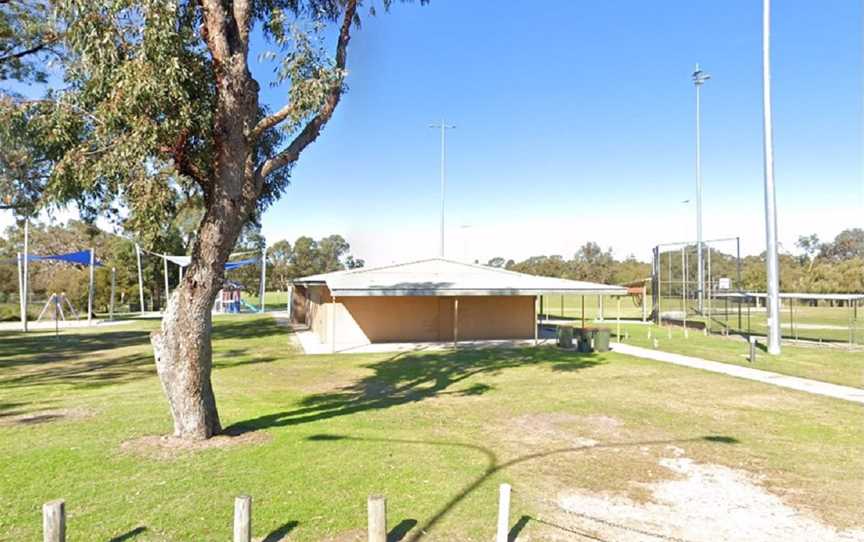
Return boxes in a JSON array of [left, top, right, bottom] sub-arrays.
[[0, 0, 422, 440]]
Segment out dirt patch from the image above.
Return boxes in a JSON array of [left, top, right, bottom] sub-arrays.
[[505, 413, 604, 449], [553, 453, 864, 542], [0, 407, 92, 427], [121, 431, 271, 460]]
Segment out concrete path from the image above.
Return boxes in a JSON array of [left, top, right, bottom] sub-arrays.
[[612, 342, 864, 405]]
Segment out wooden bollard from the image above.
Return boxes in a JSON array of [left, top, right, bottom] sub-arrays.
[[43, 500, 65, 542], [367, 495, 386, 542], [233, 495, 252, 542], [495, 483, 511, 542], [749, 336, 757, 363]]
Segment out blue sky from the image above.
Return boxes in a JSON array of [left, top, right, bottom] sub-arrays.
[[3, 0, 862, 265], [252, 0, 862, 264]]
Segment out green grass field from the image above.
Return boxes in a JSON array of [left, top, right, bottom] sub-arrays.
[[1, 314, 863, 540], [609, 322, 864, 389]]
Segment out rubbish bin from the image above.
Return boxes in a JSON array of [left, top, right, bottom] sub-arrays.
[[577, 327, 594, 353], [594, 327, 611, 352], [557, 325, 574, 348]]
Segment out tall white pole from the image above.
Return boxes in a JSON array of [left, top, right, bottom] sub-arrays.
[[259, 245, 267, 312], [430, 120, 454, 258], [87, 248, 95, 326], [761, 0, 781, 355], [22, 218, 29, 332], [440, 120, 446, 258], [163, 254, 169, 309], [693, 65, 710, 314], [135, 244, 145, 313], [17, 251, 24, 330]]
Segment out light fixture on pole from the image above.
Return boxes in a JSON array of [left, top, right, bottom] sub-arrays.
[[692, 64, 710, 315], [429, 120, 455, 258], [761, 0, 781, 355]]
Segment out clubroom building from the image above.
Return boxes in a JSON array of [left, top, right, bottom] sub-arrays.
[[290, 258, 626, 352]]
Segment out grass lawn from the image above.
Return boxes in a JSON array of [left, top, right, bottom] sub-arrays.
[[607, 322, 864, 389], [1, 314, 863, 540]]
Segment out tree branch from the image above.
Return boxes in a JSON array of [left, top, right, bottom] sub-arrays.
[[256, 0, 358, 180]]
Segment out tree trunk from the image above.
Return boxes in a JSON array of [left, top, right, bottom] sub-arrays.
[[149, 201, 250, 439]]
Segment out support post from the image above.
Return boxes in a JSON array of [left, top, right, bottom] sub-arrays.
[[135, 244, 145, 313], [23, 219, 29, 332], [109, 267, 116, 321], [163, 254, 170, 309], [233, 495, 251, 542], [496, 483, 511, 542], [17, 251, 24, 331], [87, 248, 95, 326], [331, 294, 337, 354], [453, 297, 459, 348], [534, 296, 538, 345], [617, 297, 622, 341], [560, 295, 564, 318], [581, 296, 585, 329], [259, 245, 267, 312], [598, 295, 604, 320], [42, 499, 65, 542], [367, 495, 387, 542]]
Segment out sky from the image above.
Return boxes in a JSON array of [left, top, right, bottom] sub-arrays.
[[3, 0, 862, 266]]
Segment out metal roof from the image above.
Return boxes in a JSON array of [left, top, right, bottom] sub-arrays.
[[293, 258, 628, 297]]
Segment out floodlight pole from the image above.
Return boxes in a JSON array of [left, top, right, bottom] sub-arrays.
[[761, 0, 781, 355], [693, 64, 710, 315], [430, 120, 455, 258]]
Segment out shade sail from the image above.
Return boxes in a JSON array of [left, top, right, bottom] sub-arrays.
[[29, 250, 102, 267], [224, 258, 258, 271]]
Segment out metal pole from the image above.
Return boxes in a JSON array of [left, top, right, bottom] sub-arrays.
[[135, 244, 145, 313], [23, 218, 29, 332], [694, 65, 710, 315], [761, 0, 781, 355], [681, 247, 687, 332], [109, 267, 116, 321], [17, 251, 24, 330], [162, 254, 169, 309], [259, 245, 267, 312], [736, 236, 742, 330], [430, 120, 454, 258], [88, 248, 95, 326], [440, 120, 445, 258]]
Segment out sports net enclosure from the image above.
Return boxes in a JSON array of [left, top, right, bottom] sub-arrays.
[[651, 237, 862, 347]]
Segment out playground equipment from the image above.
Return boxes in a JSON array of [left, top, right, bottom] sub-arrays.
[[135, 246, 267, 314], [17, 248, 102, 332]]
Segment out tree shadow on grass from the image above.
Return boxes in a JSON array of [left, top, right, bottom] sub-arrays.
[[0, 317, 283, 391], [306, 433, 739, 542], [225, 347, 605, 434]]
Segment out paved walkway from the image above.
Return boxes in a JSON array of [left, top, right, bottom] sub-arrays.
[[612, 342, 864, 405]]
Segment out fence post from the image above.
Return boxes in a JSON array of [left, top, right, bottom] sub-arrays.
[[749, 336, 757, 363], [496, 483, 511, 542], [367, 495, 386, 542], [43, 500, 65, 542], [233, 495, 251, 542]]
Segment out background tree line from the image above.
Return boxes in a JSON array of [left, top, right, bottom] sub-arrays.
[[485, 229, 864, 295]]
